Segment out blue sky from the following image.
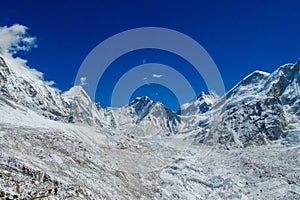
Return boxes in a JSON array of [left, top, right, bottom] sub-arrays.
[[1, 0, 300, 111]]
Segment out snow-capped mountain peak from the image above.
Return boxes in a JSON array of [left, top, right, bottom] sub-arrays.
[[108, 96, 182, 134], [128, 96, 154, 116], [63, 85, 91, 104], [226, 70, 270, 100], [179, 91, 219, 115], [62, 85, 105, 126]]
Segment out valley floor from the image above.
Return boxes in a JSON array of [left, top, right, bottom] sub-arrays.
[[0, 100, 299, 200]]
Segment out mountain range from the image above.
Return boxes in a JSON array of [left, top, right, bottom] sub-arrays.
[[0, 55, 299, 199]]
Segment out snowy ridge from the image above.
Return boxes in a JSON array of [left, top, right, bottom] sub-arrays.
[[107, 96, 182, 135], [0, 56, 184, 133], [0, 56, 69, 121], [1, 55, 300, 146]]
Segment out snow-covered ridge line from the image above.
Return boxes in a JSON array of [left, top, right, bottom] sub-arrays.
[[1, 55, 300, 146]]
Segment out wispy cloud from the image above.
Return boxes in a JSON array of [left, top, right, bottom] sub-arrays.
[[80, 77, 87, 86], [153, 74, 163, 78]]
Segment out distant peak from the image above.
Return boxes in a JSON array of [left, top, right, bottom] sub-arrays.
[[66, 85, 84, 94], [233, 69, 270, 88], [63, 85, 90, 100], [129, 96, 153, 107], [245, 70, 270, 79], [134, 96, 151, 102], [197, 91, 219, 99]]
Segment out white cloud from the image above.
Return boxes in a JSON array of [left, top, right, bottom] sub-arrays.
[[80, 77, 87, 86], [0, 24, 37, 56], [153, 74, 163, 78], [45, 80, 55, 86], [0, 24, 43, 81]]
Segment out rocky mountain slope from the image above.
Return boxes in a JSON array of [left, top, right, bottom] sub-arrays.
[[0, 57, 69, 121], [195, 61, 300, 148]]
